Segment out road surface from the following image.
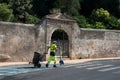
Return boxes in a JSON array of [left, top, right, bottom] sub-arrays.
[[0, 59, 120, 80]]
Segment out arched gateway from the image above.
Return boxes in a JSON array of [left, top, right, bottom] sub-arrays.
[[51, 29, 69, 57], [37, 13, 80, 59], [0, 13, 120, 62]]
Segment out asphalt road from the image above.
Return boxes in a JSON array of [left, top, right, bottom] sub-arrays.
[[0, 59, 120, 80]]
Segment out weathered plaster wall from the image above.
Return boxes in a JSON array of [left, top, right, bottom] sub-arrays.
[[0, 22, 36, 61], [70, 23, 81, 59], [35, 20, 46, 54], [76, 28, 120, 59], [0, 19, 120, 62]]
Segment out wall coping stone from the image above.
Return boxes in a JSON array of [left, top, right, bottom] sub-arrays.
[[0, 21, 35, 27], [81, 28, 120, 32]]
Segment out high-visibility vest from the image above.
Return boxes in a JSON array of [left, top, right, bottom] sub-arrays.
[[50, 44, 57, 52]]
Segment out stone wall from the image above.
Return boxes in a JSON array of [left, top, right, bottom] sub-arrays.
[[0, 20, 120, 62], [76, 28, 120, 59], [35, 20, 46, 54], [0, 22, 36, 62]]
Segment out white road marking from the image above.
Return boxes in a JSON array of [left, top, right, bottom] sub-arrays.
[[76, 64, 102, 68], [87, 65, 113, 70], [113, 70, 120, 74], [0, 67, 53, 76], [0, 74, 4, 75], [98, 66, 120, 72], [64, 62, 93, 68]]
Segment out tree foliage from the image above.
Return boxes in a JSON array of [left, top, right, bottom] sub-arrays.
[[0, 0, 120, 30], [91, 8, 110, 22], [93, 8, 110, 18], [0, 3, 13, 21], [10, 0, 40, 24], [58, 0, 80, 16], [74, 15, 86, 28], [87, 8, 120, 29], [80, 0, 120, 18]]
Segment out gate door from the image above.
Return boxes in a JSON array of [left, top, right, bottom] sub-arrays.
[[51, 29, 69, 58]]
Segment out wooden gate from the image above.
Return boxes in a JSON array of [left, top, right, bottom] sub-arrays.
[[56, 40, 69, 58]]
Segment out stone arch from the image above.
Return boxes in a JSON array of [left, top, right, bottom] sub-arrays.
[[51, 29, 68, 40], [49, 27, 71, 42], [43, 13, 76, 59], [46, 25, 72, 58], [51, 29, 69, 57]]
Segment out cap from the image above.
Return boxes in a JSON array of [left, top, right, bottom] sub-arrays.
[[53, 41, 57, 43]]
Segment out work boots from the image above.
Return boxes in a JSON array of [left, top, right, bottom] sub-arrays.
[[53, 64, 57, 68], [46, 64, 57, 68], [46, 64, 48, 68]]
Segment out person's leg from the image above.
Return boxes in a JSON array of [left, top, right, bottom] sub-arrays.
[[53, 56, 57, 67], [46, 56, 53, 67], [48, 56, 53, 64]]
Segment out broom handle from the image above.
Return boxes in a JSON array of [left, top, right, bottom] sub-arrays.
[[60, 47, 62, 60], [58, 39, 62, 60]]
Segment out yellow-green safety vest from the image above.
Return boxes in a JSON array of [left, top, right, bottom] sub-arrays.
[[50, 44, 57, 52]]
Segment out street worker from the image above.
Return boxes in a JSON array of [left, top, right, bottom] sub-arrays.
[[46, 41, 57, 68]]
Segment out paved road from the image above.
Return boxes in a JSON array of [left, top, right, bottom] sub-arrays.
[[0, 59, 120, 80]]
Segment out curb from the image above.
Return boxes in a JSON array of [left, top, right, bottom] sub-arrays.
[[0, 57, 120, 67], [0, 62, 28, 67]]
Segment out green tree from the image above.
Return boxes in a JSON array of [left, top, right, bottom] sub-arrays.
[[59, 0, 80, 16], [11, 0, 30, 23], [74, 15, 87, 28], [106, 16, 120, 29], [0, 3, 14, 21], [25, 13, 41, 24], [80, 0, 120, 18], [12, 0, 39, 23], [118, 19, 120, 26], [90, 8, 120, 29], [94, 22, 106, 29], [91, 8, 110, 22], [117, 19, 120, 29]]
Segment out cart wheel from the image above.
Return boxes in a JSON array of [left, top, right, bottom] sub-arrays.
[[37, 64, 41, 68]]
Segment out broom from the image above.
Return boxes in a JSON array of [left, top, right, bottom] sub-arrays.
[[59, 45, 64, 66]]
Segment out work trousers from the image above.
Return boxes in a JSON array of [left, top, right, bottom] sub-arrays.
[[47, 55, 57, 65]]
